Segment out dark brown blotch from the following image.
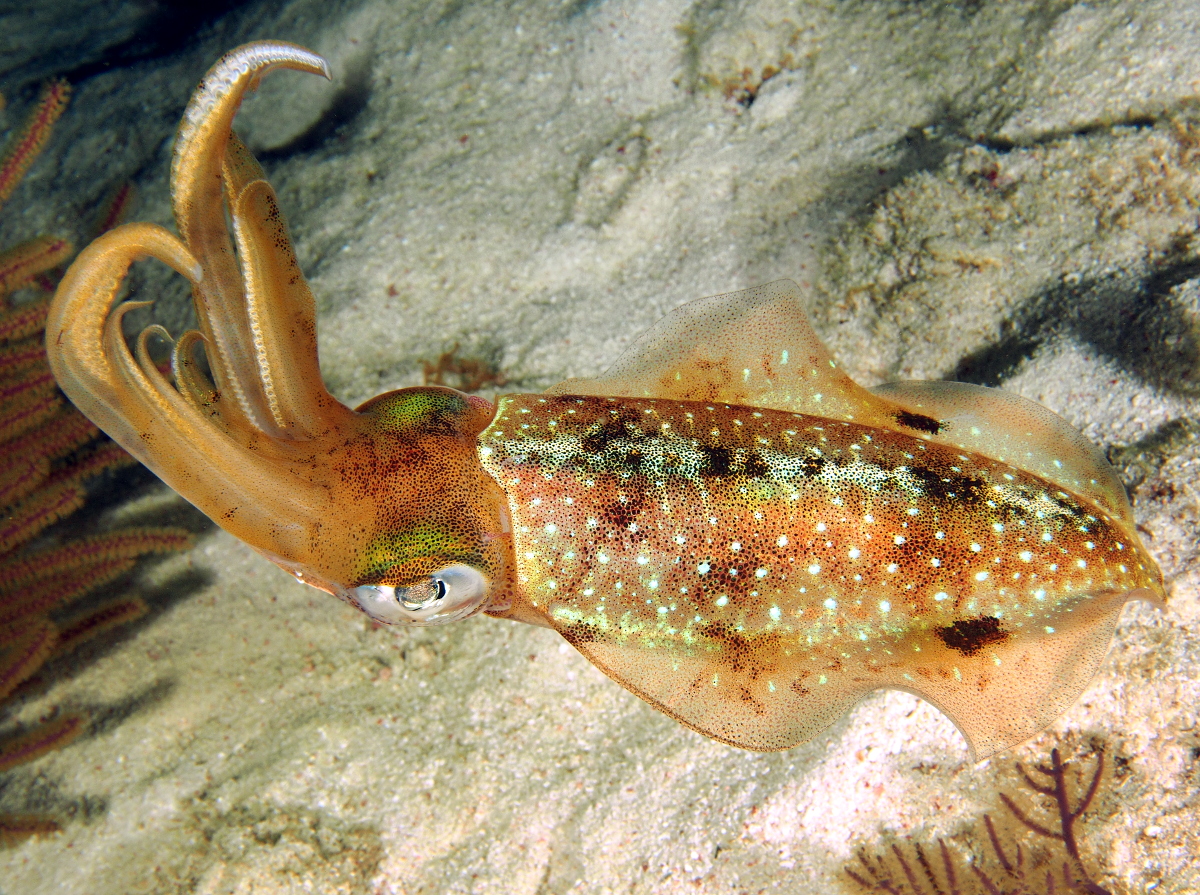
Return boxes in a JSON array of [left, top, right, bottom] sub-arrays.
[[701, 622, 781, 676], [558, 620, 599, 645], [906, 465, 988, 503], [799, 455, 826, 477], [580, 407, 647, 456], [936, 616, 1009, 656], [895, 410, 943, 435], [742, 450, 770, 478], [600, 488, 648, 534], [698, 444, 734, 477]]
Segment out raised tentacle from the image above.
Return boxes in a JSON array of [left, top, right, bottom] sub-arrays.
[[224, 134, 352, 438], [170, 41, 330, 437], [47, 40, 514, 622], [46, 224, 327, 561], [170, 330, 221, 425]]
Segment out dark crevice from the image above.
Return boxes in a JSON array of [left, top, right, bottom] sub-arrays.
[[978, 112, 1164, 154], [952, 255, 1200, 393], [57, 1, 282, 87], [1106, 417, 1200, 494], [812, 108, 975, 233]]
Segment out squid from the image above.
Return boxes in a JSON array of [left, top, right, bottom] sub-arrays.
[[47, 42, 1164, 759]]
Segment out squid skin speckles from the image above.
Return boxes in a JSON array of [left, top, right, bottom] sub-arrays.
[[46, 41, 1164, 760], [479, 392, 1158, 755]]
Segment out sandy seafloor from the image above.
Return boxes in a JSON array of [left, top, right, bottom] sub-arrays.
[[2, 1, 1199, 892]]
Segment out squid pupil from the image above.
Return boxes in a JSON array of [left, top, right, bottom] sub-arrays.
[[434, 578, 447, 600]]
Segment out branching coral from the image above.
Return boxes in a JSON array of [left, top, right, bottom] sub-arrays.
[[0, 79, 193, 847], [845, 744, 1114, 895]]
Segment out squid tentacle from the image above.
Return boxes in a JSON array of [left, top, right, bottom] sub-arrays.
[[46, 223, 327, 559], [170, 41, 331, 437], [224, 134, 349, 438], [49, 43, 488, 596]]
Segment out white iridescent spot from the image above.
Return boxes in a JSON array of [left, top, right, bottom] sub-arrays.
[[816, 522, 827, 533], [544, 523, 557, 534], [777, 535, 789, 547], [1077, 559, 1087, 569], [1019, 551, 1033, 562], [648, 580, 658, 589], [930, 558, 940, 568], [583, 588, 594, 596], [756, 568, 769, 578], [1044, 626, 1056, 634], [731, 541, 742, 551], [934, 591, 949, 601], [674, 534, 686, 545], [907, 508, 919, 516], [864, 514, 874, 523], [658, 606, 668, 614], [935, 531, 945, 539], [894, 535, 906, 545], [971, 543, 982, 553], [1085, 541, 1094, 550], [808, 564, 821, 575], [1042, 532, 1053, 542], [879, 600, 891, 614], [715, 595, 728, 607], [824, 598, 837, 611], [975, 571, 989, 581], [769, 605, 782, 621], [848, 547, 861, 559], [531, 498, 542, 507], [697, 562, 711, 574], [637, 555, 649, 565], [597, 552, 610, 564], [887, 563, 899, 573], [993, 523, 1004, 533]]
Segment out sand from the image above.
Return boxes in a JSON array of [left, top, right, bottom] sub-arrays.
[[1, 1, 1198, 892]]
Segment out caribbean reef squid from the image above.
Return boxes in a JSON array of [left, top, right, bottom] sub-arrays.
[[46, 42, 1164, 759]]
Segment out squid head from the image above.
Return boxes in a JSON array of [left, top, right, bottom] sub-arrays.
[[47, 43, 513, 625]]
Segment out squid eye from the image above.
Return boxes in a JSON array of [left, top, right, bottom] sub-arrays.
[[400, 575, 448, 609], [345, 564, 489, 626]]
